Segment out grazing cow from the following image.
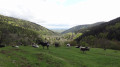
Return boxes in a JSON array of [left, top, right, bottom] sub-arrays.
[[39, 42, 49, 49], [55, 43, 59, 47], [32, 43, 39, 48], [75, 45, 80, 48], [66, 43, 70, 47], [80, 46, 90, 53], [12, 45, 19, 48], [0, 45, 5, 48]]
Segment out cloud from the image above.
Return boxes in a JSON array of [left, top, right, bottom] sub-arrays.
[[56, 0, 66, 3], [0, 0, 120, 29], [42, 24, 70, 29]]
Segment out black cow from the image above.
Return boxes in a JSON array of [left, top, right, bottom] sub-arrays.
[[80, 47, 90, 53], [75, 45, 80, 48], [0, 45, 5, 48], [54, 43, 59, 47], [39, 42, 49, 49]]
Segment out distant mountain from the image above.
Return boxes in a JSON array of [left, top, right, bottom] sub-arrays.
[[51, 29, 67, 33], [0, 14, 56, 45], [62, 22, 104, 34], [75, 17, 120, 50]]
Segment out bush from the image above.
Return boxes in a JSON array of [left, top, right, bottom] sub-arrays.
[[109, 41, 120, 50], [79, 41, 89, 47], [69, 41, 77, 46]]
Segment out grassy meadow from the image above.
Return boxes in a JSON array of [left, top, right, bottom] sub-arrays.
[[0, 46, 120, 67]]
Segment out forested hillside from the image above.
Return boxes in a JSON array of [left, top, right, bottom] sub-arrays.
[[62, 22, 104, 34], [0, 22, 42, 45], [75, 17, 120, 50], [0, 14, 56, 46], [62, 25, 89, 34], [0, 15, 55, 35]]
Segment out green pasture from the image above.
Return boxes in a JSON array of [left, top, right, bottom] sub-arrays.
[[0, 46, 120, 67]]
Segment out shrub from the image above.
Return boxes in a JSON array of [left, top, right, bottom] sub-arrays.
[[69, 41, 77, 46]]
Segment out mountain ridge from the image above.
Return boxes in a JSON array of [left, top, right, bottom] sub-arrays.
[[0, 14, 56, 45], [62, 22, 105, 34], [75, 17, 120, 50], [0, 14, 56, 35]]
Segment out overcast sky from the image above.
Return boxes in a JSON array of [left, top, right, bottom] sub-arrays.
[[0, 0, 120, 29]]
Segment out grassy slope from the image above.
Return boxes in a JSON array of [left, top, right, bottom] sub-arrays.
[[0, 46, 120, 67]]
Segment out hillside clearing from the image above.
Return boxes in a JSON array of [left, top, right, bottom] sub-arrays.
[[0, 46, 120, 67]]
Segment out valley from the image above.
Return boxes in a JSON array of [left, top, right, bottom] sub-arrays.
[[0, 14, 120, 67]]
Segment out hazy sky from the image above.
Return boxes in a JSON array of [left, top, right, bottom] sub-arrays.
[[0, 0, 120, 29]]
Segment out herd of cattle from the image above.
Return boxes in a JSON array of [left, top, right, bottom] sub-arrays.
[[0, 42, 90, 53]]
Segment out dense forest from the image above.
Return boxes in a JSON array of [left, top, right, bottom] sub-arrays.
[[0, 15, 55, 35], [0, 14, 56, 46], [75, 17, 120, 50]]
